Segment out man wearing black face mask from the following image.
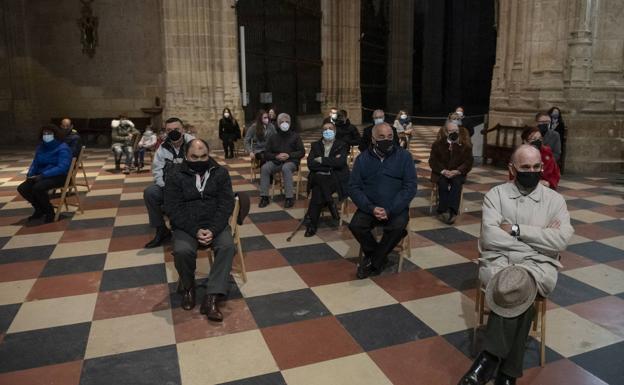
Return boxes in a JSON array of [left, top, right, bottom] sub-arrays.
[[348, 123, 417, 279], [164, 139, 235, 322], [535, 112, 561, 161], [457, 145, 573, 385]]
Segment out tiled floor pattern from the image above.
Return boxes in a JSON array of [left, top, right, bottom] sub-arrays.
[[0, 126, 622, 385]]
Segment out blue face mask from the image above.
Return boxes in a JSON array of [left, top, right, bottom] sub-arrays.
[[322, 129, 335, 141], [373, 117, 384, 125], [42, 134, 55, 143]]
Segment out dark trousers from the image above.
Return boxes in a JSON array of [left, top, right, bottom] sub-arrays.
[[17, 175, 67, 214], [143, 184, 164, 228], [307, 173, 337, 227], [348, 209, 409, 270], [484, 305, 536, 378], [134, 148, 146, 166], [172, 227, 236, 295], [437, 175, 465, 215], [222, 140, 235, 157]]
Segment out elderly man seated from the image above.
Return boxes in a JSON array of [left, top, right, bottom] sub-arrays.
[[164, 139, 236, 322], [349, 123, 417, 278], [457, 144, 574, 385]]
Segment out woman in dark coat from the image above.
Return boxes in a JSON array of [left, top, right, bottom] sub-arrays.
[[304, 122, 350, 236], [428, 120, 473, 224], [548, 106, 566, 171], [218, 107, 241, 159]]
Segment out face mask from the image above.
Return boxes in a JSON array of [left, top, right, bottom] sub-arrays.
[[448, 132, 459, 142], [330, 113, 337, 120], [42, 134, 55, 143], [373, 118, 384, 125], [279, 122, 290, 132], [167, 130, 182, 142], [456, 111, 464, 118], [224, 112, 230, 118], [514, 169, 541, 190], [530, 139, 542, 150], [187, 160, 210, 173], [374, 139, 394, 156], [262, 117, 269, 125], [551, 112, 559, 119], [323, 129, 335, 141], [400, 114, 407, 120], [537, 123, 549, 135], [145, 130, 153, 136], [451, 119, 462, 126]]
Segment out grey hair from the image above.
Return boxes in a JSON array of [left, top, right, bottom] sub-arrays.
[[372, 122, 392, 136], [277, 113, 291, 123]]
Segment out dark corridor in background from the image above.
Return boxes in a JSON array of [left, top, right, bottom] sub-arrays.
[[361, 0, 497, 124], [236, 0, 322, 127]]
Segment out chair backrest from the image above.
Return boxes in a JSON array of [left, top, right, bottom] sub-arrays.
[[229, 196, 240, 236], [62, 158, 79, 190]]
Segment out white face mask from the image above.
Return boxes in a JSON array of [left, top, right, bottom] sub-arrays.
[[456, 111, 464, 118], [330, 113, 337, 120], [42, 134, 55, 143], [373, 117, 384, 125], [400, 114, 407, 120], [279, 122, 290, 132], [224, 112, 230, 118]]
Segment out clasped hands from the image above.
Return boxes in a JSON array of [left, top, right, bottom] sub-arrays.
[[441, 169, 461, 178], [373, 207, 388, 221], [196, 229, 213, 246], [276, 153, 290, 161]]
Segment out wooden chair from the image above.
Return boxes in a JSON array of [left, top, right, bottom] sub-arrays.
[[473, 283, 547, 367], [305, 191, 348, 229], [429, 182, 465, 215], [207, 196, 247, 283], [250, 157, 261, 183], [73, 146, 91, 192], [357, 226, 412, 273], [270, 168, 303, 201], [52, 157, 84, 221]]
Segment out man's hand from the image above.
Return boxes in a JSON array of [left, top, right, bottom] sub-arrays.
[[28, 175, 42, 182], [441, 169, 450, 178], [314, 157, 322, 163], [276, 153, 290, 161], [539, 180, 550, 187], [448, 170, 461, 178], [196, 229, 214, 246], [373, 207, 388, 221], [547, 219, 560, 229], [500, 223, 512, 233]]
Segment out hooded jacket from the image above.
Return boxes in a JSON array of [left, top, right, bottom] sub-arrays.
[[163, 158, 234, 237]]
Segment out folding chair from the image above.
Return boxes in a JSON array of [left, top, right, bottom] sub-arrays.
[[207, 196, 247, 283], [357, 225, 412, 273], [429, 182, 464, 215], [250, 157, 261, 183], [74, 146, 91, 192], [271, 168, 303, 201], [52, 157, 84, 221]]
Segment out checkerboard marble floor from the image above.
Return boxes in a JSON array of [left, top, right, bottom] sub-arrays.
[[0, 126, 623, 385]]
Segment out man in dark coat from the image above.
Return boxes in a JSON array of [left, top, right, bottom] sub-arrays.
[[164, 139, 235, 322], [359, 109, 400, 152], [334, 109, 361, 147], [60, 118, 83, 158]]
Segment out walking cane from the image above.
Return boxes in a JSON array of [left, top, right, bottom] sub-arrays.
[[286, 208, 309, 242]]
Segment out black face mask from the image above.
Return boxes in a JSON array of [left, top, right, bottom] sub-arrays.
[[187, 160, 210, 173], [515, 169, 541, 190], [168, 130, 182, 142], [530, 140, 542, 150], [374, 139, 394, 156], [448, 132, 459, 141], [537, 123, 549, 136]]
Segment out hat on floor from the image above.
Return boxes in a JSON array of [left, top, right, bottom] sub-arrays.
[[485, 266, 537, 318]]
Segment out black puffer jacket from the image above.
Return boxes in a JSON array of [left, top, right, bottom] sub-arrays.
[[306, 138, 350, 200], [164, 158, 234, 237], [335, 119, 361, 146], [264, 129, 305, 165]]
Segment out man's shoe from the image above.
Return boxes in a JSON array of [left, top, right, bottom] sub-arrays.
[[123, 167, 130, 174], [304, 226, 316, 237], [179, 282, 196, 311], [114, 161, 121, 171], [494, 372, 516, 385], [200, 294, 223, 322], [284, 198, 294, 208], [328, 201, 340, 220], [356, 257, 374, 279], [43, 210, 55, 223], [457, 351, 500, 385], [437, 211, 450, 223], [447, 212, 457, 225], [145, 227, 171, 248], [27, 210, 44, 221], [258, 196, 270, 208], [370, 255, 389, 276]]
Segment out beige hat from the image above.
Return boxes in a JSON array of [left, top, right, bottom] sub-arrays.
[[485, 266, 537, 318]]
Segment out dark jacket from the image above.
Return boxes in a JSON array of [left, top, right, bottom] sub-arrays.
[[306, 138, 350, 200], [359, 124, 400, 152], [335, 119, 361, 147], [218, 118, 241, 142], [164, 158, 234, 237], [428, 140, 474, 183], [348, 147, 417, 217], [63, 128, 83, 158], [264, 129, 305, 165], [28, 140, 72, 178]]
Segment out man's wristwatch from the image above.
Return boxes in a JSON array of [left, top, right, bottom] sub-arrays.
[[510, 224, 520, 237]]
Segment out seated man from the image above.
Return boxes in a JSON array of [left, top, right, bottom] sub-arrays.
[[349, 123, 417, 278], [358, 109, 399, 153], [164, 139, 236, 322], [458, 145, 573, 385], [110, 115, 140, 174], [143, 117, 194, 248], [59, 118, 83, 158], [258, 113, 305, 208]]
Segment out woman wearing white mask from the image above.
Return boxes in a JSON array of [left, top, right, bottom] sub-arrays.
[[304, 123, 350, 236], [18, 124, 72, 223], [218, 107, 241, 159], [393, 110, 413, 149]]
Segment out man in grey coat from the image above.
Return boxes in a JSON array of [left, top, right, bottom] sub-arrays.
[[458, 145, 573, 385]]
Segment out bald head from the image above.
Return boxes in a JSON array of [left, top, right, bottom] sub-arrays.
[[509, 144, 542, 177], [186, 139, 209, 161], [60, 118, 72, 130], [372, 123, 393, 141]]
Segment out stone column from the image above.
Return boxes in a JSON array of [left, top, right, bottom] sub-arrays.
[[386, 0, 414, 114], [162, 0, 242, 143], [321, 0, 362, 124]]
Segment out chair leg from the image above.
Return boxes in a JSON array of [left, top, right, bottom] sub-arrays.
[[236, 234, 247, 283], [540, 300, 546, 367]]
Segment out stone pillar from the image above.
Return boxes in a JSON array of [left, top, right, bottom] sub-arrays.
[[162, 0, 242, 143], [321, 0, 362, 124], [386, 0, 414, 114], [488, 0, 624, 173]]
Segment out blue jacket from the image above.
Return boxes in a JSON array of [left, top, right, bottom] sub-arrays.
[[348, 147, 417, 217], [27, 140, 72, 178]]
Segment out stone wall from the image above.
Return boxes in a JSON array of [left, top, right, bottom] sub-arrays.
[[489, 0, 624, 173]]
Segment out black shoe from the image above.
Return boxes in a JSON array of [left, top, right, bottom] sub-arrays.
[[494, 372, 516, 385], [447, 212, 457, 225], [258, 196, 270, 208], [200, 294, 223, 322], [304, 226, 316, 237], [370, 255, 389, 276], [43, 210, 55, 223], [178, 281, 196, 311], [356, 257, 374, 279], [457, 351, 500, 385], [284, 198, 294, 208], [114, 161, 121, 171], [145, 227, 171, 248], [27, 210, 44, 221], [328, 201, 340, 220]]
